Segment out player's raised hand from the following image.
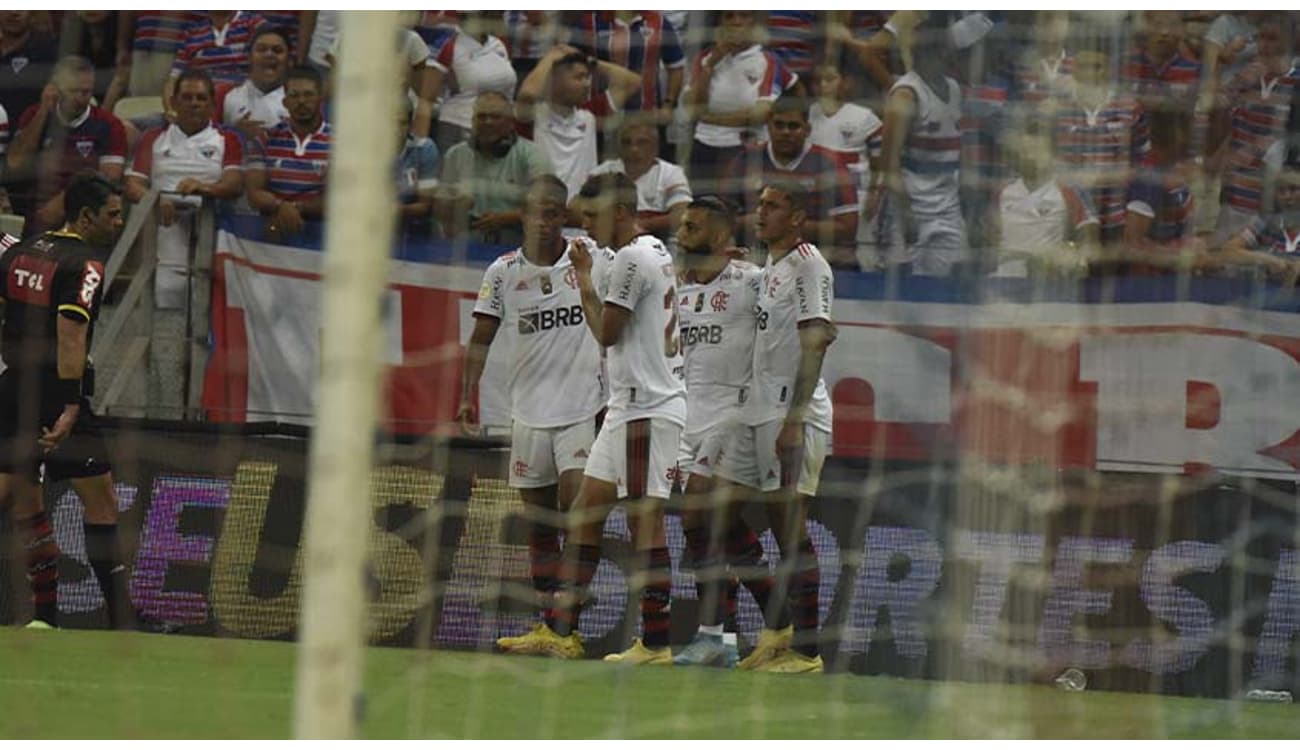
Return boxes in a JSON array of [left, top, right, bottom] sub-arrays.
[[568, 237, 593, 275]]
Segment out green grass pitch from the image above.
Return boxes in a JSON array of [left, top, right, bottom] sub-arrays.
[[1, 629, 1296, 739]]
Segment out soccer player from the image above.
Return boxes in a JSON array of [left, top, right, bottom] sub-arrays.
[[0, 174, 127, 629], [669, 196, 765, 668], [714, 180, 836, 673], [506, 171, 687, 664], [459, 174, 614, 654]]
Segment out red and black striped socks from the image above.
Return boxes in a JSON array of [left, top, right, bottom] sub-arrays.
[[19, 511, 59, 627], [640, 546, 672, 650]]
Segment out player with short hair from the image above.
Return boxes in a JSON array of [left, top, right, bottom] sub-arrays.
[[669, 195, 769, 668], [714, 179, 836, 673], [0, 173, 127, 629], [460, 174, 614, 654], [506, 171, 687, 664]]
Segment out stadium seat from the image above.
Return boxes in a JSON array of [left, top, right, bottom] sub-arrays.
[[113, 95, 165, 123]]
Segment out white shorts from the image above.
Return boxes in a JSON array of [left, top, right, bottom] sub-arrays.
[[585, 417, 682, 500], [716, 420, 830, 496], [676, 424, 734, 481], [509, 418, 598, 489]]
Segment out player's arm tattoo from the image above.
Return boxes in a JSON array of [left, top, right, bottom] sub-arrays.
[[786, 319, 836, 423]]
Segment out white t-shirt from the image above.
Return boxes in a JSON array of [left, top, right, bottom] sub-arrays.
[[222, 79, 288, 131], [677, 259, 763, 434], [995, 177, 1098, 276], [747, 241, 834, 432], [472, 244, 614, 428], [602, 234, 687, 427], [590, 158, 693, 216], [307, 10, 340, 68], [891, 71, 963, 218], [686, 44, 797, 148], [531, 100, 604, 200], [126, 122, 243, 191], [809, 100, 883, 193], [429, 31, 518, 132]]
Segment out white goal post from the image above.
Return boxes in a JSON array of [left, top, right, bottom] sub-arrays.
[[293, 10, 404, 740]]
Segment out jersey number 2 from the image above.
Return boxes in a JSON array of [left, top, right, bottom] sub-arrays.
[[663, 286, 680, 358]]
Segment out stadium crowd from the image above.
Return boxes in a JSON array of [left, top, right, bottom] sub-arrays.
[[0, 10, 1298, 279], [5, 9, 1300, 675]]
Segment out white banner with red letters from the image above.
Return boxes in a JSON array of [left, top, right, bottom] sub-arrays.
[[204, 226, 1300, 479]]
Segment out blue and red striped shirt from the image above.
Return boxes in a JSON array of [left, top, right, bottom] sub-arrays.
[[132, 11, 205, 53], [1121, 50, 1202, 108], [1222, 64, 1300, 214], [249, 120, 331, 202], [172, 11, 267, 86], [1127, 169, 1195, 246], [573, 12, 684, 112], [1053, 93, 1151, 242], [765, 11, 819, 78]]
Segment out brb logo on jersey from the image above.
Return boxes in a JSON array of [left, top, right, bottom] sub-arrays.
[[681, 324, 723, 347], [518, 305, 584, 334]]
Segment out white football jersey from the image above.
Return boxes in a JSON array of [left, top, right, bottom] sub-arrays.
[[677, 259, 763, 433], [473, 244, 614, 428], [747, 241, 834, 432], [602, 234, 687, 427]]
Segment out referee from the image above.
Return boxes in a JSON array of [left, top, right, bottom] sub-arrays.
[[0, 174, 129, 629]]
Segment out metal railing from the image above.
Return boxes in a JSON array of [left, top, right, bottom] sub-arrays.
[[93, 189, 216, 421]]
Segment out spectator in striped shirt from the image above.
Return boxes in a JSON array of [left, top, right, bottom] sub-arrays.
[[879, 20, 968, 276], [1208, 18, 1300, 244], [245, 65, 329, 241], [727, 95, 858, 267], [1123, 107, 1201, 268], [1212, 155, 1300, 281], [1051, 34, 1151, 248], [763, 11, 821, 81], [1122, 11, 1202, 113], [572, 11, 685, 122], [121, 11, 203, 99], [682, 11, 798, 198], [165, 11, 266, 115]]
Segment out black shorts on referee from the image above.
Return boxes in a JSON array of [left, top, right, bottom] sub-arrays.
[[0, 369, 112, 482]]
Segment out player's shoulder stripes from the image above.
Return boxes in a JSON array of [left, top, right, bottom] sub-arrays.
[[795, 242, 817, 259]]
